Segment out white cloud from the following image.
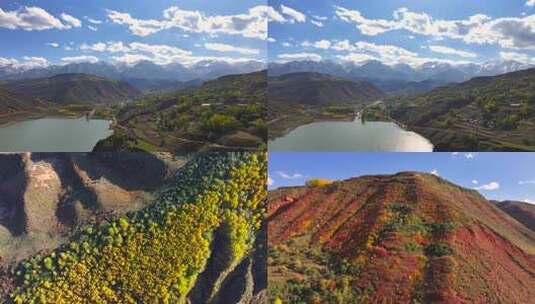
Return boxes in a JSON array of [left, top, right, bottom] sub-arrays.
[[527, 0, 535, 7], [464, 153, 476, 159], [267, 176, 274, 186], [80, 42, 107, 52], [108, 5, 272, 40], [61, 55, 99, 64], [313, 15, 328, 21], [524, 199, 535, 204], [88, 25, 98, 31], [86, 17, 102, 24], [282, 42, 292, 47], [313, 40, 331, 49], [277, 171, 303, 180], [0, 6, 80, 31], [431, 169, 440, 176], [0, 56, 49, 69], [311, 20, 324, 27], [278, 52, 322, 62], [472, 180, 479, 185], [474, 182, 500, 191], [519, 180, 535, 185], [46, 42, 59, 48], [500, 51, 535, 64], [280, 5, 306, 23], [428, 45, 477, 58], [60, 13, 81, 28], [334, 6, 535, 50], [20, 56, 49, 69], [204, 43, 260, 55], [75, 41, 259, 66], [306, 39, 474, 67]]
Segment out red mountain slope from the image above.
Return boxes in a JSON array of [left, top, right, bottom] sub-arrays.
[[268, 172, 535, 304]]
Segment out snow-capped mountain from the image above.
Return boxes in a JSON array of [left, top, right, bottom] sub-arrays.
[[0, 60, 267, 82], [269, 59, 534, 84]]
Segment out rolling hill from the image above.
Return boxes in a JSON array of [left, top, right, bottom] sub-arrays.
[[268, 172, 535, 303], [269, 72, 385, 107], [494, 201, 535, 232], [391, 68, 535, 151], [0, 85, 47, 115], [4, 74, 141, 105]]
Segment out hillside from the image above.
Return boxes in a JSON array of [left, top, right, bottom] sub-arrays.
[[269, 72, 385, 107], [1, 152, 267, 303], [95, 71, 267, 151], [267, 72, 385, 139], [494, 201, 535, 232], [390, 68, 535, 151], [0, 86, 47, 115], [268, 172, 535, 303], [4, 74, 141, 105]]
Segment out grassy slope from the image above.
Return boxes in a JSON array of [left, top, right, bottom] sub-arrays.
[[5, 74, 141, 105], [390, 68, 535, 151]]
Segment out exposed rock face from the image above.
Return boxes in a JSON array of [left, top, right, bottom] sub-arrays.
[[0, 153, 181, 261], [268, 172, 535, 303], [188, 224, 267, 304]]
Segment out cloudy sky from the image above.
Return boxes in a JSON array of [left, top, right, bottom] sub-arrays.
[[269, 0, 535, 66], [0, 0, 267, 69], [269, 152, 535, 204]]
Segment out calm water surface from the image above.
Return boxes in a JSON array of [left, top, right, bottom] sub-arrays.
[[0, 117, 113, 152], [269, 118, 433, 151]]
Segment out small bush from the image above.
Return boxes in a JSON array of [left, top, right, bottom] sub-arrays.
[[306, 179, 334, 187], [425, 243, 454, 257]]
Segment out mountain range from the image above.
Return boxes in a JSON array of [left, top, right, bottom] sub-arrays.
[[269, 72, 385, 106], [268, 60, 533, 93], [2, 74, 141, 105], [0, 60, 266, 83], [268, 172, 535, 303]]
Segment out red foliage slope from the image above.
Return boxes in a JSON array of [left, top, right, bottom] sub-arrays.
[[268, 172, 535, 303]]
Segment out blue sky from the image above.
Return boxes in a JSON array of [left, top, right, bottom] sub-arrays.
[[268, 152, 535, 204], [0, 0, 266, 68], [268, 0, 535, 66]]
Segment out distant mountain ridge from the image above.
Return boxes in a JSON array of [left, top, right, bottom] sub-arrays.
[[4, 73, 141, 105], [0, 60, 266, 83], [269, 72, 385, 106], [268, 60, 534, 93], [494, 200, 535, 232]]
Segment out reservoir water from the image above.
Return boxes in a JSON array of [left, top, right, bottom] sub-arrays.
[[0, 117, 113, 152], [269, 118, 433, 151]]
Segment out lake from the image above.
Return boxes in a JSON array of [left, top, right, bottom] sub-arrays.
[[0, 117, 113, 152], [269, 118, 434, 151]]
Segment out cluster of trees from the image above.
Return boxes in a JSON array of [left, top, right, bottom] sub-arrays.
[[305, 179, 334, 187], [11, 153, 266, 303], [128, 72, 266, 145]]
